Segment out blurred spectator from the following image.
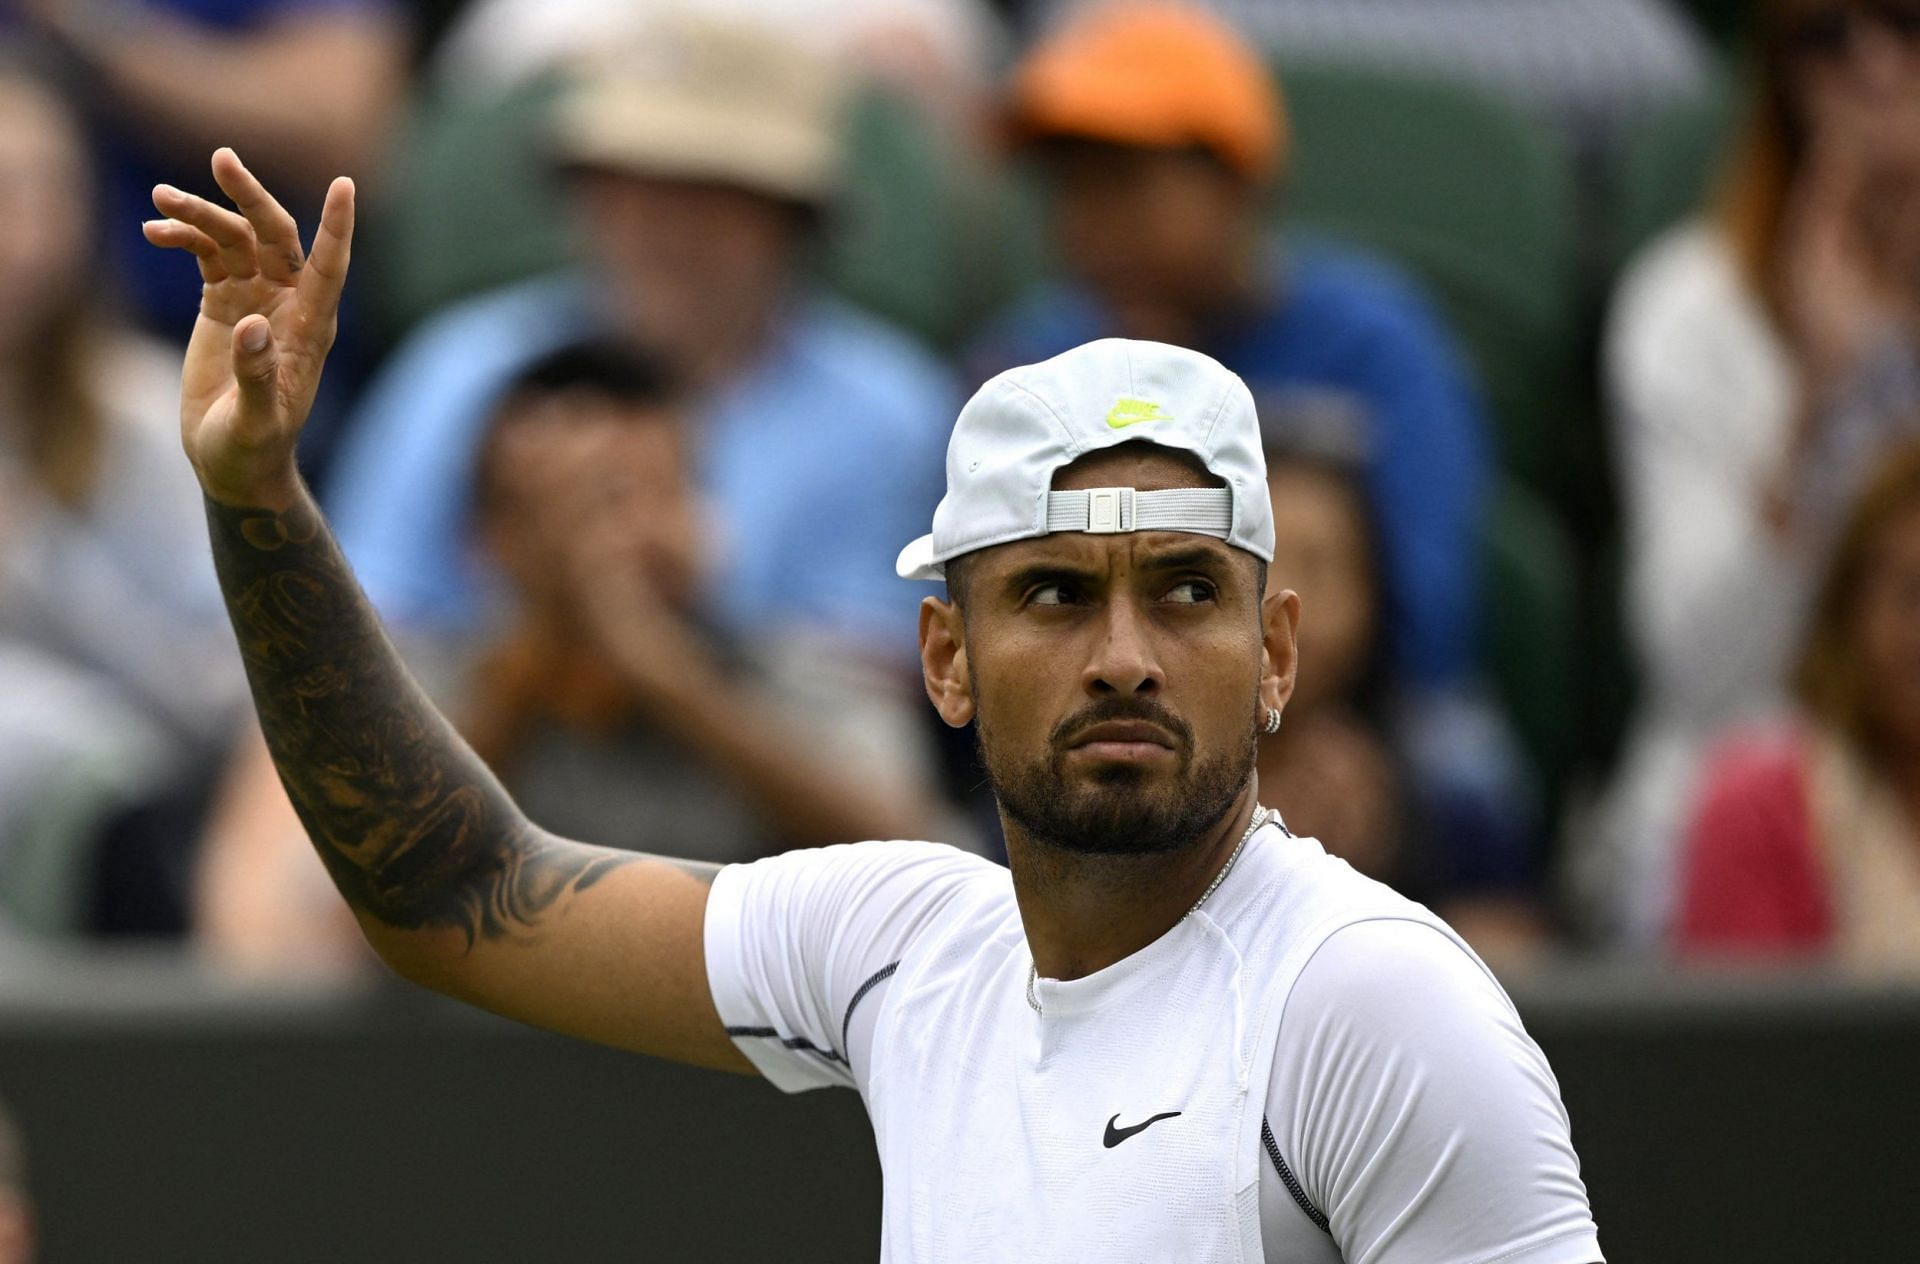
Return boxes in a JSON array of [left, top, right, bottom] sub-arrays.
[[453, 343, 945, 857], [1029, 0, 1710, 168], [430, 0, 1005, 138], [980, 1, 1489, 701], [974, 2, 1541, 904], [0, 1098, 28, 1264], [1255, 435, 1404, 885], [1256, 416, 1548, 965], [1593, 0, 1920, 944], [322, 13, 954, 666], [9, 0, 406, 338], [1676, 440, 1920, 975], [196, 342, 955, 978], [0, 56, 242, 935]]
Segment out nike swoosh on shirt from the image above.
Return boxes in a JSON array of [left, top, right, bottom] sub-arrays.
[[1103, 1111, 1182, 1148]]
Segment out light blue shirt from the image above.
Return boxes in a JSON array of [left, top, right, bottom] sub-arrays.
[[324, 274, 956, 662]]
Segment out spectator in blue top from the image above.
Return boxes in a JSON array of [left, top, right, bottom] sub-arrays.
[[975, 3, 1541, 922], [13, 0, 406, 338], [318, 13, 956, 665], [978, 0, 1490, 695]]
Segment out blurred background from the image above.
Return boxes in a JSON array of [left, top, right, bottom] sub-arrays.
[[1, 0, 1918, 1258]]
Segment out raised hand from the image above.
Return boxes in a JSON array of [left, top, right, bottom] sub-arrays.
[[131, 154, 740, 1078], [143, 148, 353, 509]]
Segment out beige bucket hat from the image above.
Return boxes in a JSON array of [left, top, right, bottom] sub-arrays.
[[551, 11, 849, 205]]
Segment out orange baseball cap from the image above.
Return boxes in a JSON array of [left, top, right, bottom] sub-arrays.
[[1007, 2, 1286, 184]]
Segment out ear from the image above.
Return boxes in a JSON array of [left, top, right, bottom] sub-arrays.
[[1259, 587, 1301, 719], [918, 595, 975, 727]]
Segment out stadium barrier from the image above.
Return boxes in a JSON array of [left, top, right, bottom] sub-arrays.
[[0, 953, 1911, 1261]]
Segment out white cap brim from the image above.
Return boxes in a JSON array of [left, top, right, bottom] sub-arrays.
[[895, 533, 943, 581]]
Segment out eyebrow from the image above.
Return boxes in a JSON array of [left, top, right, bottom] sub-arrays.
[[995, 544, 1233, 598], [999, 562, 1098, 598], [1135, 544, 1233, 575]]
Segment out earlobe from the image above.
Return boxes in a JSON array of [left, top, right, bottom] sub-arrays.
[[918, 597, 976, 728]]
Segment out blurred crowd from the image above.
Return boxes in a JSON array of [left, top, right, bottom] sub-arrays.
[[4, 0, 1920, 986]]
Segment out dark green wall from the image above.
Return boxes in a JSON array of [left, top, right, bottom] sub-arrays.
[[0, 964, 1913, 1262]]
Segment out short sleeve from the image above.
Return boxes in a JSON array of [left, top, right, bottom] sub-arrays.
[[704, 839, 999, 1094], [1267, 920, 1602, 1264]]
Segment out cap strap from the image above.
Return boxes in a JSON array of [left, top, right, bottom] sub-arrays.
[[1044, 487, 1233, 537]]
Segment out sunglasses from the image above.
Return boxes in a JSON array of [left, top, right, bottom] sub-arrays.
[[1788, 3, 1920, 57]]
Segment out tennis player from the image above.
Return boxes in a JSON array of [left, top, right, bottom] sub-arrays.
[[146, 151, 1602, 1263]]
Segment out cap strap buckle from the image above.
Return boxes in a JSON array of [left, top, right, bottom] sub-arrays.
[[1047, 487, 1133, 533], [1088, 487, 1131, 533], [1043, 486, 1233, 538]]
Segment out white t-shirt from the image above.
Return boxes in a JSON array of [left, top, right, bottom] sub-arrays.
[[706, 819, 1603, 1262]]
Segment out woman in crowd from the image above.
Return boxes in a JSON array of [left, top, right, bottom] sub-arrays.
[[1257, 426, 1554, 965], [1676, 439, 1920, 974], [0, 57, 243, 934], [1256, 442, 1404, 885], [1595, 0, 1920, 942]]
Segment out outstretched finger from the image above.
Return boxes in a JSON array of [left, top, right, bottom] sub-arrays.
[[295, 176, 355, 327], [152, 183, 259, 280], [142, 218, 230, 285], [210, 148, 305, 284]]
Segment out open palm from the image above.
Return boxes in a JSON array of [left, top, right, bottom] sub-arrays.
[[143, 149, 354, 509]]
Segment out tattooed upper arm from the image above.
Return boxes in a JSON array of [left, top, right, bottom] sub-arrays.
[[205, 490, 750, 1071]]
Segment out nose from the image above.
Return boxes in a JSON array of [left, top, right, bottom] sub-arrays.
[[1082, 592, 1165, 699]]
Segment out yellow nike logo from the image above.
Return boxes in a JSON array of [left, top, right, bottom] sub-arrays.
[[1106, 397, 1169, 429]]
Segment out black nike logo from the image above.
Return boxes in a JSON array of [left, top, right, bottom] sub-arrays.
[[1103, 1111, 1182, 1148]]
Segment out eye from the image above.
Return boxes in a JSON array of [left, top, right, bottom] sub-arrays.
[[1164, 579, 1217, 605], [1028, 582, 1081, 607]]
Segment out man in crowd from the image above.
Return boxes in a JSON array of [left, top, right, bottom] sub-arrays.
[[320, 12, 954, 666], [194, 342, 953, 975]]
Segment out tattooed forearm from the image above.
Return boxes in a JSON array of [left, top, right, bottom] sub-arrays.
[[205, 490, 640, 944]]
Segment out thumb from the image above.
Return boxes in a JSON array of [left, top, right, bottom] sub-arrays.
[[230, 315, 281, 430]]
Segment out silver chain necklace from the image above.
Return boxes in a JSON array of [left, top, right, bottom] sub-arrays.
[[1025, 805, 1273, 1015]]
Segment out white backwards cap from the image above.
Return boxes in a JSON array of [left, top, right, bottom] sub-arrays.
[[896, 339, 1274, 580]]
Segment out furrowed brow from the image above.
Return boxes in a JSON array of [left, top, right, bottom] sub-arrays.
[[1137, 544, 1235, 575]]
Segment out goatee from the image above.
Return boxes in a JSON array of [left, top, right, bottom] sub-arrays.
[[981, 694, 1257, 856]]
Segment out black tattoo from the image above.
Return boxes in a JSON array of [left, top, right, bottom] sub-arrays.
[[206, 491, 649, 944]]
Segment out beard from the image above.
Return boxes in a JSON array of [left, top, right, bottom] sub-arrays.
[[979, 693, 1258, 857]]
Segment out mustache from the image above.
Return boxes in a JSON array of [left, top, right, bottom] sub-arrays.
[[1048, 695, 1194, 753]]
